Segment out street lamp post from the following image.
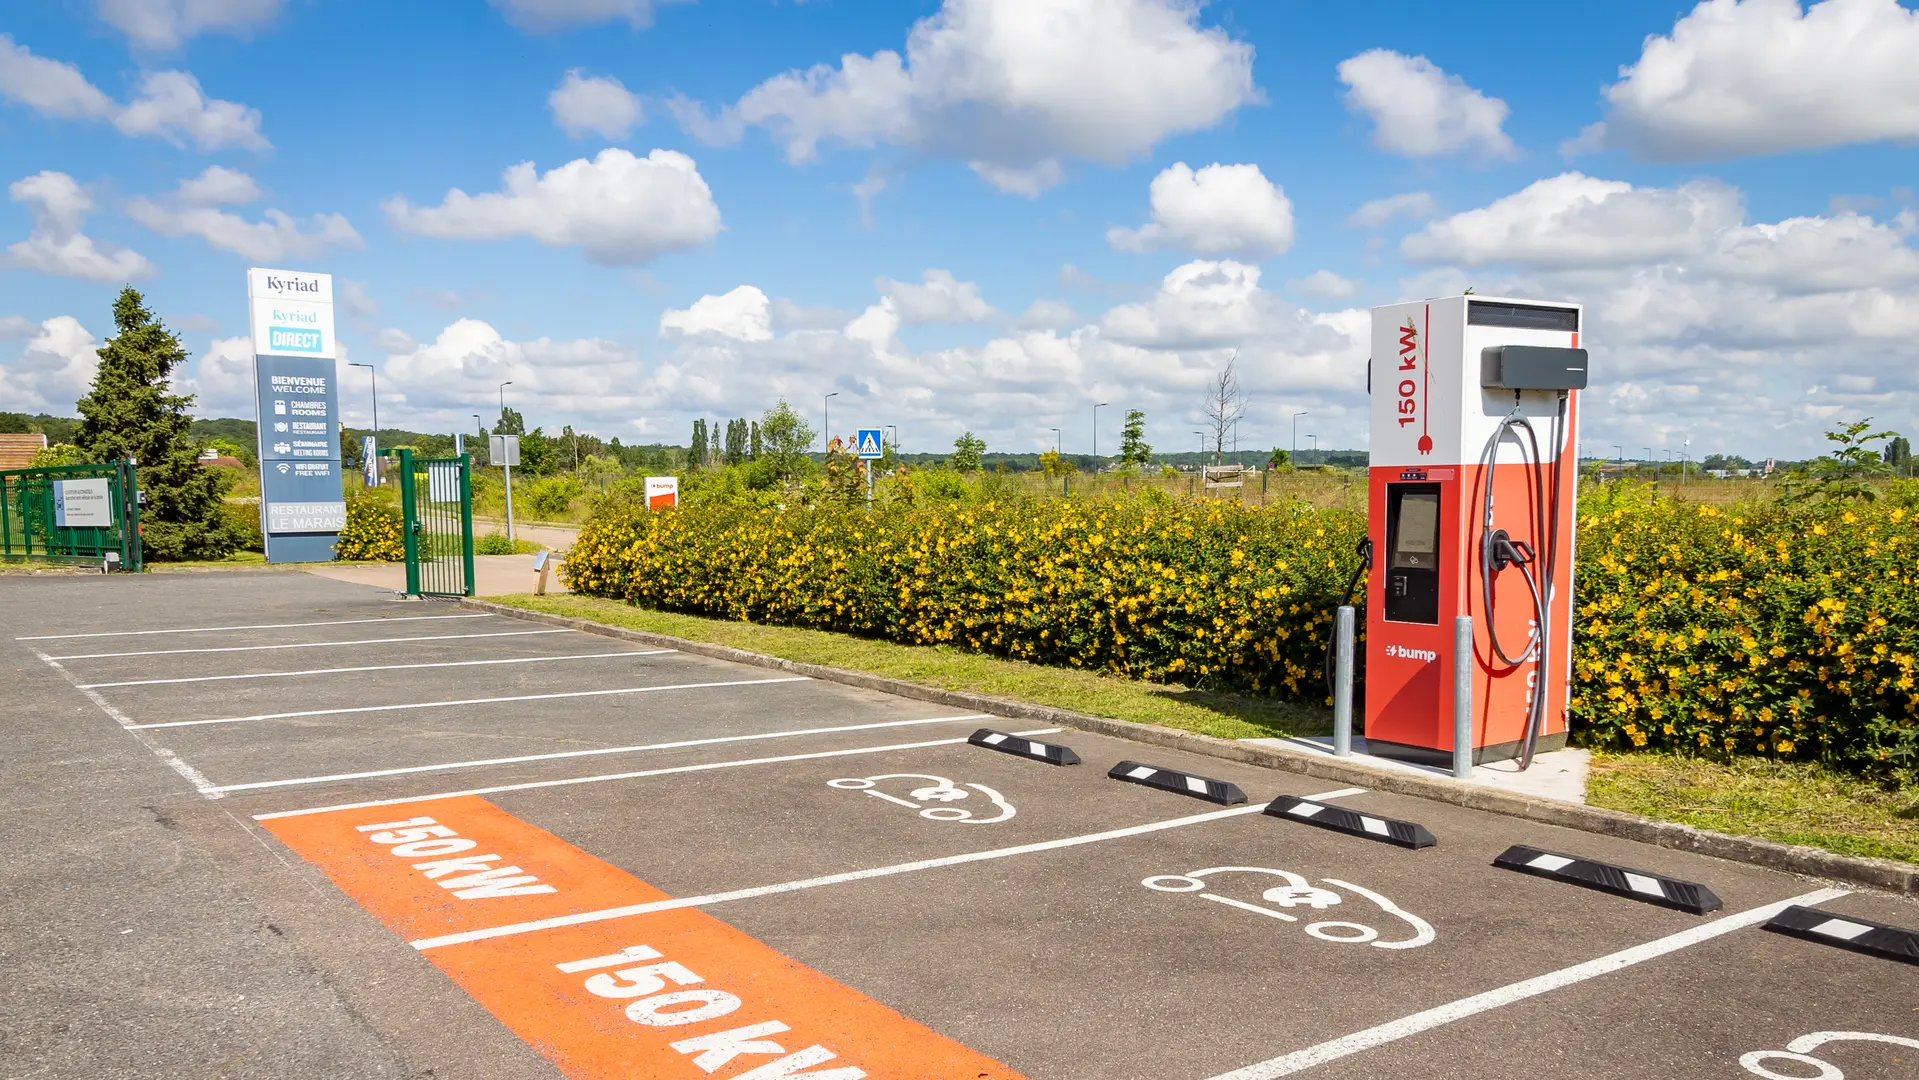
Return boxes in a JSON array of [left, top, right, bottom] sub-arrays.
[[884, 424, 898, 457], [349, 362, 378, 486], [1092, 402, 1108, 472], [1308, 434, 1318, 466], [1292, 411, 1308, 465], [823, 392, 838, 454], [498, 382, 517, 543]]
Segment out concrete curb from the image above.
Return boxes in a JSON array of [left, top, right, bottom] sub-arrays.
[[463, 598, 1919, 898]]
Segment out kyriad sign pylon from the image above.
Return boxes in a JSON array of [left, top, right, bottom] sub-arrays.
[[249, 267, 344, 564]]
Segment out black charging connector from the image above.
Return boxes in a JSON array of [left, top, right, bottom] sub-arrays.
[[1485, 530, 1534, 574]]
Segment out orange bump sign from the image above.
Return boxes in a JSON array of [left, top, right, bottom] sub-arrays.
[[263, 796, 1022, 1080]]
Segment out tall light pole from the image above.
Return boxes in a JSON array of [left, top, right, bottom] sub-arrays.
[[349, 362, 378, 486], [1292, 411, 1308, 464], [823, 392, 838, 454], [1092, 402, 1108, 470], [498, 381, 518, 543], [1193, 431, 1203, 459], [1049, 427, 1060, 455], [469, 413, 482, 462], [885, 424, 898, 457], [499, 381, 513, 425], [1308, 434, 1318, 465]]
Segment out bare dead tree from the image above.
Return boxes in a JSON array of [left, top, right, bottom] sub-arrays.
[[1201, 349, 1245, 465]]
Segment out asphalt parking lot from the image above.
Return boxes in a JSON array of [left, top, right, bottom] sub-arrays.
[[3, 570, 1915, 1079]]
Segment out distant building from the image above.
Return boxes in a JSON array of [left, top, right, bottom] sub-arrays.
[[0, 433, 48, 469]]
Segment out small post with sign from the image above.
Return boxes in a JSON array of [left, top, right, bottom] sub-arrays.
[[490, 434, 520, 543], [856, 427, 883, 509]]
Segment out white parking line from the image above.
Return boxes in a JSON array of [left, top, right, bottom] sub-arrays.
[[78, 649, 677, 688], [15, 613, 498, 641], [45, 628, 572, 661], [255, 727, 1073, 821], [405, 785, 1369, 951], [209, 713, 997, 792], [35, 653, 222, 799], [1202, 885, 1852, 1079], [127, 676, 813, 730]]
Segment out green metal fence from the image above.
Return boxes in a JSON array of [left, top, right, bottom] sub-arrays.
[[391, 448, 475, 598], [0, 460, 142, 570]]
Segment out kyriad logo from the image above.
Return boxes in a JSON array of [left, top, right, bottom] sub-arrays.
[[264, 274, 322, 295]]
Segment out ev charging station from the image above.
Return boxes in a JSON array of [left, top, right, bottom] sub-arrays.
[[1364, 296, 1589, 770]]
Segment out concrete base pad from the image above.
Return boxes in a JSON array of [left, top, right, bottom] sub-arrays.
[[1242, 735, 1591, 803]]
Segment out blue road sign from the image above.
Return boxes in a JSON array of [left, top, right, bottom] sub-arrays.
[[856, 428, 884, 459]]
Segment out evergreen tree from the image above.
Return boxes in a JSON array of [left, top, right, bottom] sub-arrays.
[[709, 420, 722, 463], [750, 421, 763, 460], [724, 418, 748, 464], [75, 288, 232, 561], [1119, 409, 1151, 466], [689, 419, 706, 466]]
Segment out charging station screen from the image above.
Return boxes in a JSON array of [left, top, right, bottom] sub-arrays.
[[1392, 492, 1439, 569], [1385, 484, 1441, 624]]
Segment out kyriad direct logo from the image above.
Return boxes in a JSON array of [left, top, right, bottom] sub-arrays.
[[268, 305, 323, 353]]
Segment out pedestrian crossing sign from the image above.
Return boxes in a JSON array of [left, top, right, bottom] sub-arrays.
[[856, 428, 883, 459]]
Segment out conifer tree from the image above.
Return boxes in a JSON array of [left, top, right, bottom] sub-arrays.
[[75, 288, 232, 561]]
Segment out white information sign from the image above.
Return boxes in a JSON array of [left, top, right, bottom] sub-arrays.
[[428, 462, 461, 503], [644, 475, 678, 509], [52, 478, 113, 527], [247, 268, 336, 359]]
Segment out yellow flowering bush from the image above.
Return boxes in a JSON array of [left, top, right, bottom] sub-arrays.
[[1572, 481, 1919, 781], [333, 489, 406, 561], [564, 493, 1366, 699]]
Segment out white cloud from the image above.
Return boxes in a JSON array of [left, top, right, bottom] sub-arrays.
[[339, 279, 380, 318], [383, 148, 722, 265], [1337, 49, 1514, 158], [0, 315, 36, 339], [1397, 172, 1919, 455], [0, 38, 268, 151], [549, 69, 642, 140], [1348, 191, 1437, 229], [1107, 162, 1294, 258], [1401, 172, 1744, 267], [1288, 270, 1358, 300], [660, 285, 774, 342], [876, 269, 993, 324], [490, 0, 686, 30], [98, 0, 282, 49], [0, 35, 116, 119], [678, 0, 1257, 195], [1572, 0, 1919, 161], [4, 172, 155, 282], [380, 318, 640, 423], [1016, 298, 1079, 330], [178, 334, 256, 416], [127, 167, 363, 263], [0, 316, 99, 412]]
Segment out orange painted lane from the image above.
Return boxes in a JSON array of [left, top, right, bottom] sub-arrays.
[[261, 795, 1023, 1079]]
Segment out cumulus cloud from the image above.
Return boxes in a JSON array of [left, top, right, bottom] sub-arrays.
[[4, 172, 155, 282], [549, 69, 642, 140], [1398, 170, 1919, 455], [1288, 270, 1359, 300], [1348, 191, 1437, 229], [1401, 172, 1744, 267], [660, 285, 774, 342], [379, 318, 642, 423], [0, 316, 99, 412], [1337, 49, 1514, 158], [0, 37, 267, 150], [1570, 0, 1919, 161], [383, 148, 722, 265], [490, 0, 687, 30], [876, 269, 993, 324], [674, 0, 1257, 194], [176, 334, 256, 416], [127, 167, 363, 263], [338, 279, 380, 318], [1107, 162, 1294, 258], [98, 0, 283, 49]]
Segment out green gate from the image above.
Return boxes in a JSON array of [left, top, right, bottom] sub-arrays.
[[390, 448, 475, 598], [0, 460, 142, 571]]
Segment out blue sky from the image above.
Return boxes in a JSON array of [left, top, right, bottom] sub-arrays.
[[3, 0, 1917, 460]]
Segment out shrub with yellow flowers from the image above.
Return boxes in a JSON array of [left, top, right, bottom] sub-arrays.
[[1571, 480, 1919, 782], [332, 488, 406, 561], [563, 491, 1367, 700]]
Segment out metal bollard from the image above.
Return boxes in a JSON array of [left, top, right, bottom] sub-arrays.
[[1332, 605, 1355, 756], [1453, 616, 1474, 779]]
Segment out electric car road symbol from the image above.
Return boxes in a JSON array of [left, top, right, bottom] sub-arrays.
[[827, 773, 1017, 824], [1141, 866, 1436, 950], [1740, 1031, 1919, 1079]]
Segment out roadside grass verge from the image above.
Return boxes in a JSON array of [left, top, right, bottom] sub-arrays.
[[1587, 751, 1919, 865], [490, 593, 1332, 741]]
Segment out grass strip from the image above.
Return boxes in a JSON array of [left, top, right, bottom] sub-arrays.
[[1587, 751, 1919, 865], [490, 593, 1332, 741]]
